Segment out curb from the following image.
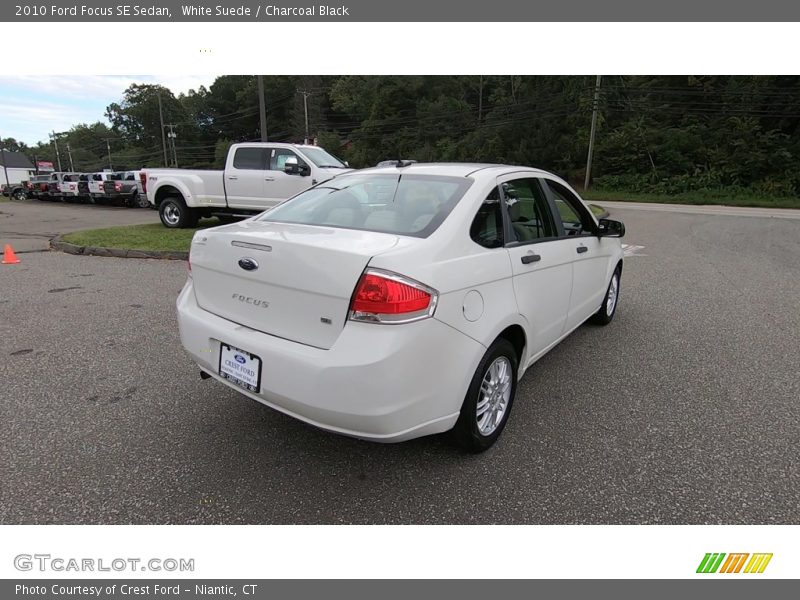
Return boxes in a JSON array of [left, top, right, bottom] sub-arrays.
[[589, 204, 609, 219], [50, 236, 188, 260]]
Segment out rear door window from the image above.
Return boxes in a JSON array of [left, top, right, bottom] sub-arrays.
[[232, 147, 268, 170], [502, 178, 557, 243]]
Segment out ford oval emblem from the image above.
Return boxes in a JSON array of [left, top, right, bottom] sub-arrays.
[[234, 354, 246, 364], [238, 257, 258, 271]]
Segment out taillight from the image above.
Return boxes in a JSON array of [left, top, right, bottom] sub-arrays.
[[349, 269, 437, 324], [115, 182, 123, 192], [139, 171, 147, 193]]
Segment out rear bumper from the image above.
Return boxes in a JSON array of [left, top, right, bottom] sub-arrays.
[[176, 279, 485, 442]]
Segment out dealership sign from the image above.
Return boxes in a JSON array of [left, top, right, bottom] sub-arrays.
[[36, 161, 54, 172]]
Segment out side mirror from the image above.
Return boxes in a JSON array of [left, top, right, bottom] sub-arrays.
[[597, 218, 625, 238], [283, 157, 310, 176]]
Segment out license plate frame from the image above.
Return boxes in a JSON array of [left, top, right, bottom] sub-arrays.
[[218, 342, 262, 393]]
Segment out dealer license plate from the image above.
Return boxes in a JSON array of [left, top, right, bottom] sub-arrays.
[[218, 343, 262, 393]]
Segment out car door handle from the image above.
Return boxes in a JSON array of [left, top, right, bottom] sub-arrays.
[[264, 177, 275, 182], [228, 176, 238, 180], [576, 246, 588, 254], [521, 253, 541, 264]]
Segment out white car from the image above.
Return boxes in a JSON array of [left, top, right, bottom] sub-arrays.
[[177, 163, 625, 451]]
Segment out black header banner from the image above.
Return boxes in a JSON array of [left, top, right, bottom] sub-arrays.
[[4, 0, 800, 22]]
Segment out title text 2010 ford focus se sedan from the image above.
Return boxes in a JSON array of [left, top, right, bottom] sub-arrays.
[[177, 163, 625, 451]]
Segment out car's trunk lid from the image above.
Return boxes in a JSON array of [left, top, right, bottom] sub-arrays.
[[190, 220, 402, 350]]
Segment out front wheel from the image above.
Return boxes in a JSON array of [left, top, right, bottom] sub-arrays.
[[159, 196, 198, 228], [591, 268, 621, 325], [12, 189, 26, 201], [452, 339, 518, 452]]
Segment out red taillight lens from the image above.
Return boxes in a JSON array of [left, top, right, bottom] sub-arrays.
[[349, 270, 436, 323], [139, 171, 147, 193], [115, 182, 122, 191]]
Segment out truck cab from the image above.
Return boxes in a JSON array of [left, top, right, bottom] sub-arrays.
[[222, 143, 349, 209], [144, 142, 351, 228]]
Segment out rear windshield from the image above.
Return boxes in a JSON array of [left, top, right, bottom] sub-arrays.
[[259, 173, 472, 238]]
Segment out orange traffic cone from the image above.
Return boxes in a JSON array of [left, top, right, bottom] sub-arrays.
[[2, 244, 20, 264]]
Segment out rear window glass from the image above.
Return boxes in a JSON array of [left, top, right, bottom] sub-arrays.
[[259, 174, 472, 238]]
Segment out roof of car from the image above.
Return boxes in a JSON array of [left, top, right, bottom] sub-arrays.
[[357, 162, 553, 179]]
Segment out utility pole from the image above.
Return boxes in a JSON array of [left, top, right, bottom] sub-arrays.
[[477, 75, 483, 124], [104, 138, 113, 171], [51, 130, 63, 171], [0, 138, 8, 188], [584, 75, 602, 191], [66, 143, 75, 172], [165, 124, 178, 168], [257, 75, 268, 142], [297, 90, 311, 144], [158, 92, 168, 167]]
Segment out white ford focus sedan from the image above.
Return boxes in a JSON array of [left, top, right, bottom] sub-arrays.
[[177, 163, 625, 451]]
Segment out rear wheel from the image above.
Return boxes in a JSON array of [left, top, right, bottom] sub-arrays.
[[591, 267, 621, 325], [159, 196, 198, 228], [134, 193, 150, 209], [12, 189, 26, 201], [452, 338, 518, 452]]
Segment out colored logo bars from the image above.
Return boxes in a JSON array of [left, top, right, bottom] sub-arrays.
[[696, 553, 773, 574]]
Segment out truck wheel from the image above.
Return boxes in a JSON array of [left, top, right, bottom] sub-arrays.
[[12, 189, 26, 201], [134, 193, 150, 209], [159, 196, 198, 228]]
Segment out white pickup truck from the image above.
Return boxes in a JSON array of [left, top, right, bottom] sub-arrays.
[[143, 142, 351, 228]]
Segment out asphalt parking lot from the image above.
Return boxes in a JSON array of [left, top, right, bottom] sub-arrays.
[[1, 201, 799, 524], [0, 199, 158, 252]]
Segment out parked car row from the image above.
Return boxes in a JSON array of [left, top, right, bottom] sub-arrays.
[[4, 170, 149, 208]]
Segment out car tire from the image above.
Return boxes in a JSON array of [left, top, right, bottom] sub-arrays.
[[451, 338, 518, 452], [159, 196, 198, 228], [590, 267, 621, 326], [216, 215, 241, 225], [12, 189, 26, 201]]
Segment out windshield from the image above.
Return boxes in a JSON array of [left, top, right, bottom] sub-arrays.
[[300, 146, 346, 168], [259, 173, 472, 238]]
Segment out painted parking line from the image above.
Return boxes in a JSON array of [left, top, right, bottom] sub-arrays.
[[622, 243, 647, 257]]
